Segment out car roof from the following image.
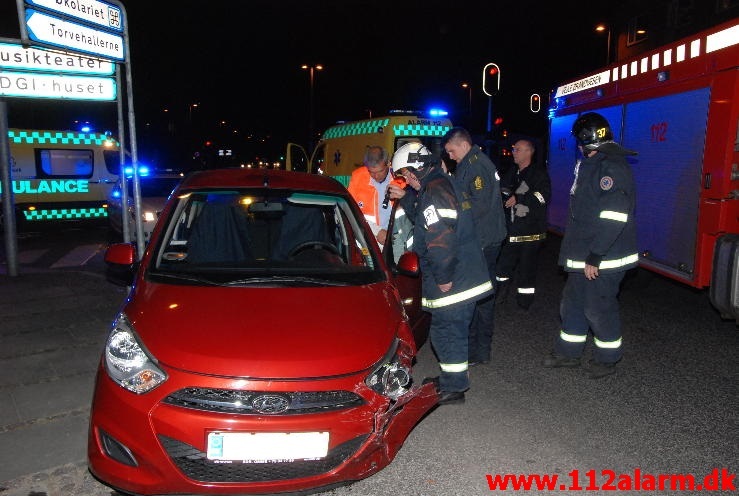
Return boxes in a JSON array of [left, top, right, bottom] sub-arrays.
[[178, 168, 349, 196]]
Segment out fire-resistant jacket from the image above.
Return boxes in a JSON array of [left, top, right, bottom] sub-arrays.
[[559, 142, 639, 273], [501, 163, 551, 238], [453, 144, 507, 248], [410, 165, 494, 311]]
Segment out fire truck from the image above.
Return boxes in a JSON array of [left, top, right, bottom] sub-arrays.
[[286, 109, 453, 187], [1, 128, 120, 227], [546, 19, 739, 322]]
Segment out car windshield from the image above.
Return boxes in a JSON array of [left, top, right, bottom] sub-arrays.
[[149, 188, 384, 286]]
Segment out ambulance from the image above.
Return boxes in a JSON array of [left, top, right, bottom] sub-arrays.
[[546, 19, 739, 322], [286, 109, 453, 187], [1, 128, 120, 227]]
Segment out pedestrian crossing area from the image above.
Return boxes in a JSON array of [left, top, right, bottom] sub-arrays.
[[1, 243, 106, 273]]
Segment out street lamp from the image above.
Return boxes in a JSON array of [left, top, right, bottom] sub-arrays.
[[595, 23, 612, 65], [301, 64, 323, 153], [461, 82, 472, 119], [188, 103, 199, 123]]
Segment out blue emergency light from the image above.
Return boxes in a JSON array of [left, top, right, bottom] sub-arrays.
[[123, 165, 151, 178], [427, 108, 449, 117]]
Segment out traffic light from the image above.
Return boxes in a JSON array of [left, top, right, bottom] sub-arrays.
[[482, 63, 500, 96], [530, 93, 541, 113]]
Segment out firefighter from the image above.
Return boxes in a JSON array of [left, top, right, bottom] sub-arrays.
[[495, 138, 551, 310], [388, 142, 493, 405], [442, 127, 507, 367], [543, 112, 639, 379]]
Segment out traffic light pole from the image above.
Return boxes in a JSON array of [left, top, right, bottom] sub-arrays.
[[482, 62, 499, 136], [486, 96, 493, 134]]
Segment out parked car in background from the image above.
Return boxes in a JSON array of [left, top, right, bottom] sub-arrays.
[[107, 167, 184, 242], [89, 168, 436, 495]]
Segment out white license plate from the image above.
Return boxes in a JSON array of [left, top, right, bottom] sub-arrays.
[[206, 431, 329, 462]]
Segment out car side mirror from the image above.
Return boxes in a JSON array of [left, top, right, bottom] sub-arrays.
[[396, 251, 420, 277], [105, 243, 137, 287]]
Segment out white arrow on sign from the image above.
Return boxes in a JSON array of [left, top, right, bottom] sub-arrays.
[[26, 0, 124, 32], [0, 70, 116, 100], [25, 9, 124, 61], [0, 42, 115, 74]]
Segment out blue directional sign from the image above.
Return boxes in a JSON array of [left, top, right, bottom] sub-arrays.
[[25, 0, 123, 32], [25, 8, 124, 61]]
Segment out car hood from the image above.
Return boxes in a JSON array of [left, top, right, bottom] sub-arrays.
[[123, 280, 402, 378]]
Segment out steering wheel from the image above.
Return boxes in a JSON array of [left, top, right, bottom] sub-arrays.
[[288, 241, 340, 258]]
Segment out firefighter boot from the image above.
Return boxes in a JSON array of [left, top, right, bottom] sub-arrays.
[[542, 352, 581, 368], [585, 359, 617, 379]]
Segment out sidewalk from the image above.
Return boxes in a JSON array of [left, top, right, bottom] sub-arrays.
[[0, 267, 128, 495]]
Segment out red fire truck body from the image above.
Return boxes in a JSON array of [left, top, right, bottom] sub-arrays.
[[547, 19, 739, 320]]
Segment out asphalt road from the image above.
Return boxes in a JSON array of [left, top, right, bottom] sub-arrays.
[[1, 225, 737, 496]]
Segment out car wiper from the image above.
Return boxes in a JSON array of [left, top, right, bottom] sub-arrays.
[[150, 271, 222, 286], [223, 276, 348, 287]]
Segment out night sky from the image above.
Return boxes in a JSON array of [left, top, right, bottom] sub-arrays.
[[0, 0, 634, 164]]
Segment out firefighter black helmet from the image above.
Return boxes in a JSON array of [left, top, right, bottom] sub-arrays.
[[572, 112, 613, 150]]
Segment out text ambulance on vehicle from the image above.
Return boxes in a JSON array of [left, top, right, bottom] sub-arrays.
[[546, 19, 739, 322], [0, 128, 120, 227], [286, 109, 453, 187]]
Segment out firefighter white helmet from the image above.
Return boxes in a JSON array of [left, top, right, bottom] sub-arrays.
[[391, 142, 431, 174]]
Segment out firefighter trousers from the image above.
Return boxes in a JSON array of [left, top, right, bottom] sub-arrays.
[[555, 271, 625, 364], [468, 242, 501, 363], [431, 301, 476, 392], [495, 239, 542, 309]]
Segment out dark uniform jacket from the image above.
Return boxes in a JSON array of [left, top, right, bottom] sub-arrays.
[[559, 142, 639, 273], [453, 145, 507, 248], [501, 163, 551, 237], [408, 166, 493, 311]]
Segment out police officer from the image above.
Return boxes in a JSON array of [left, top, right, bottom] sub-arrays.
[[543, 112, 638, 379], [442, 127, 507, 366], [495, 138, 551, 310], [388, 142, 493, 404]]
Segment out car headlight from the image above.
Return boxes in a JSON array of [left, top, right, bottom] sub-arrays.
[[104, 313, 167, 394], [365, 339, 412, 400]]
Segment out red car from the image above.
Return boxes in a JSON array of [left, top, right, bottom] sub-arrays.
[[88, 168, 436, 495]]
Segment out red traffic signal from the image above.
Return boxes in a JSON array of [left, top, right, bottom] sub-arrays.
[[530, 93, 541, 113], [482, 62, 500, 96]]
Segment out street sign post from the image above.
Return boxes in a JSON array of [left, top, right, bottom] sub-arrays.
[[0, 42, 115, 75], [0, 0, 135, 277], [25, 8, 124, 60]]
